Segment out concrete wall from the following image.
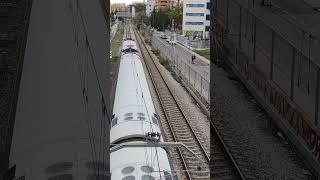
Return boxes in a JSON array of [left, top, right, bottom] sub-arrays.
[[215, 0, 320, 175], [9, 0, 110, 179]]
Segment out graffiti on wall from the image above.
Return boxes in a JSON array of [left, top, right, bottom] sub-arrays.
[[236, 58, 320, 162]]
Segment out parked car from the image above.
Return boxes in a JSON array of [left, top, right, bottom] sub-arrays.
[[169, 40, 176, 45], [160, 33, 167, 39]]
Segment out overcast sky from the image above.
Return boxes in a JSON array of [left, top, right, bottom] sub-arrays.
[[110, 0, 143, 5]]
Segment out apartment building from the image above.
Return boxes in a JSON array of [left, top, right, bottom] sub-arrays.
[[111, 3, 128, 13], [155, 0, 171, 10], [182, 0, 210, 39], [146, 0, 156, 16]]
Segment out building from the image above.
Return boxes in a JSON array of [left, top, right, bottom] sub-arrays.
[[146, 0, 156, 16], [171, 0, 179, 7], [128, 4, 136, 18], [111, 3, 128, 13], [182, 0, 210, 39], [155, 0, 171, 10]]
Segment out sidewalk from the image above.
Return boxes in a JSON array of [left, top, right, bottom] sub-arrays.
[[151, 33, 210, 102], [176, 41, 210, 65], [161, 30, 210, 64]]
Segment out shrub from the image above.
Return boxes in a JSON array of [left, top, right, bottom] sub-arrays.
[[151, 48, 160, 56]]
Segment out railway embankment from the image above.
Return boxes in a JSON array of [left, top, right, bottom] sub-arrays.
[[211, 62, 316, 179], [135, 28, 211, 179], [109, 23, 124, 111]]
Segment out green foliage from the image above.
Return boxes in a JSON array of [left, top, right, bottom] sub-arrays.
[[193, 49, 210, 61], [134, 3, 149, 28], [159, 56, 169, 67], [135, 3, 146, 13], [150, 8, 170, 31], [151, 48, 160, 56], [166, 6, 183, 30], [111, 24, 124, 60], [149, 6, 182, 31]]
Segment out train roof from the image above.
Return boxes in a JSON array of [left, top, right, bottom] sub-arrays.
[[122, 39, 138, 52]]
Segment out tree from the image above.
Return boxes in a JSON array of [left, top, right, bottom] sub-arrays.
[[166, 6, 183, 30], [134, 3, 148, 28], [150, 8, 170, 31], [135, 3, 146, 13]]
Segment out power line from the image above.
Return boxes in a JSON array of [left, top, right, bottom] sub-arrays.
[[68, 0, 99, 172]]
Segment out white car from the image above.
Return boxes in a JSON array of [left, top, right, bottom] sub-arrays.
[[169, 40, 176, 45], [110, 51, 112, 59], [160, 33, 167, 39]]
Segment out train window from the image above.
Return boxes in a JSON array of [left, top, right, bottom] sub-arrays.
[[121, 166, 135, 174], [164, 171, 172, 180], [111, 117, 118, 127], [124, 117, 133, 120], [152, 117, 158, 125], [45, 162, 73, 174], [122, 175, 135, 180], [138, 116, 146, 120], [48, 174, 73, 180], [141, 175, 155, 180], [137, 112, 145, 116], [140, 166, 154, 173], [125, 113, 133, 116]]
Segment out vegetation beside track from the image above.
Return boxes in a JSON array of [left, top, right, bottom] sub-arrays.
[[111, 23, 124, 61]]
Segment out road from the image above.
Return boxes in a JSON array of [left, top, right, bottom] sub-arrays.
[[153, 32, 210, 81], [151, 32, 210, 102]]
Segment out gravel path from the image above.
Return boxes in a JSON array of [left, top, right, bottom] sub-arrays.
[[211, 63, 315, 179]]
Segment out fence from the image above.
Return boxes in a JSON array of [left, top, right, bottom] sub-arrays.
[[151, 33, 210, 104], [215, 0, 320, 166]]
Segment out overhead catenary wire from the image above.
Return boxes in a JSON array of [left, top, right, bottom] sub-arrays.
[[131, 26, 163, 179], [68, 0, 99, 173], [72, 0, 111, 176]]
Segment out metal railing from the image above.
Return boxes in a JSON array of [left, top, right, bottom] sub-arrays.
[[215, 0, 320, 126], [151, 34, 210, 104]]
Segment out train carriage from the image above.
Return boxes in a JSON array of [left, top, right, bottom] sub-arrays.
[[110, 38, 174, 180]]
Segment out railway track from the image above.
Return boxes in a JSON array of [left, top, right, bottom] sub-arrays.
[[132, 26, 245, 180]]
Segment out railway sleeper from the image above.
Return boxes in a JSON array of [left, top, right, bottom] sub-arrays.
[[174, 123, 188, 129]]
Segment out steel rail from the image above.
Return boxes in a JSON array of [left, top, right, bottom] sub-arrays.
[[133, 27, 193, 179], [134, 25, 247, 180], [133, 27, 210, 179]]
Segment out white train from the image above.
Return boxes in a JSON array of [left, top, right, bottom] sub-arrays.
[[110, 38, 174, 180]]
